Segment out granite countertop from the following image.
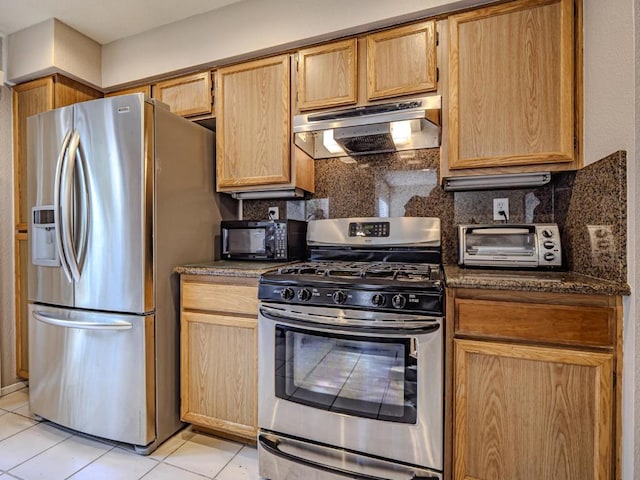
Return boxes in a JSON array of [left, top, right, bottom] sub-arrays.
[[175, 260, 297, 278], [444, 264, 631, 296]]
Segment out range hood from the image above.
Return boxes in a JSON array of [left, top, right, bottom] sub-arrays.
[[293, 96, 441, 159]]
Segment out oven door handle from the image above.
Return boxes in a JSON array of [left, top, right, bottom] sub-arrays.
[[259, 305, 440, 335], [259, 435, 439, 480]]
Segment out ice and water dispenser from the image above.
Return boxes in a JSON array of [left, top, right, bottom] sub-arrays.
[[32, 206, 60, 267]]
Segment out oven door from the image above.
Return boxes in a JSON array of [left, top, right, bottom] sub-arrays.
[[258, 302, 443, 471]]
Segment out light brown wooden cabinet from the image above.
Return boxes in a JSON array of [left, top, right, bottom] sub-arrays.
[[297, 39, 358, 111], [216, 54, 314, 195], [180, 275, 258, 442], [448, 288, 621, 480], [366, 20, 438, 101], [152, 71, 213, 118], [105, 85, 152, 98], [12, 75, 102, 378], [444, 0, 581, 177]]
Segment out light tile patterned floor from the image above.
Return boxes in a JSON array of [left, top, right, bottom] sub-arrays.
[[0, 389, 261, 480]]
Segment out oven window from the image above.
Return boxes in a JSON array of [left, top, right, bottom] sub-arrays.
[[274, 325, 417, 423], [227, 228, 266, 254]]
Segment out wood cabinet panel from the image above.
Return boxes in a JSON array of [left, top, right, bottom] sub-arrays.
[[181, 311, 257, 439], [454, 298, 615, 348], [153, 71, 212, 117], [182, 281, 259, 315], [105, 85, 152, 97], [297, 39, 357, 110], [180, 276, 259, 442], [455, 339, 613, 480], [447, 0, 577, 171], [366, 20, 437, 100], [216, 55, 291, 189]]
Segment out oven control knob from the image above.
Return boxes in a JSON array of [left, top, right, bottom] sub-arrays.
[[543, 240, 556, 249], [280, 288, 295, 301], [544, 252, 556, 262], [372, 293, 386, 307], [332, 290, 348, 305], [392, 294, 406, 309], [542, 229, 554, 238], [297, 288, 312, 301]]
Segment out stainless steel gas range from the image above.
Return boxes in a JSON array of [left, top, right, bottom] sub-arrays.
[[257, 217, 444, 480]]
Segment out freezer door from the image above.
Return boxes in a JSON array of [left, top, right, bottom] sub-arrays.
[[27, 106, 75, 307], [28, 304, 155, 447], [73, 95, 152, 313]]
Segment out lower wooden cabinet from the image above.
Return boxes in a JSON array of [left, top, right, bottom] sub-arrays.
[[180, 274, 258, 442], [448, 288, 621, 480]]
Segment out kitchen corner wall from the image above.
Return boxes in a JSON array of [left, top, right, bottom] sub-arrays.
[[0, 85, 16, 388], [243, 149, 627, 281]]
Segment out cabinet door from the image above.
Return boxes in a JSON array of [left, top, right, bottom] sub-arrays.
[[105, 85, 152, 98], [216, 55, 291, 189], [454, 339, 613, 480], [153, 71, 212, 117], [366, 20, 437, 101], [297, 39, 357, 110], [448, 0, 576, 170]]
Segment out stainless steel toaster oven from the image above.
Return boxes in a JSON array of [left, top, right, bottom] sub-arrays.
[[458, 224, 562, 268]]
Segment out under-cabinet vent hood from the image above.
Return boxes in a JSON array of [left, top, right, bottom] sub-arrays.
[[293, 96, 441, 159]]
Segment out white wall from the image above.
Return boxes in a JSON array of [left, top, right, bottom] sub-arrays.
[[583, 2, 637, 480], [7, 18, 101, 88], [0, 85, 15, 387]]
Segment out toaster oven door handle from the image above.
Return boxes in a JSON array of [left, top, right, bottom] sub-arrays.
[[466, 247, 535, 256], [467, 227, 531, 234]]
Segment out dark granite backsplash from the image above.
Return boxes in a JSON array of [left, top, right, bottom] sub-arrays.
[[242, 149, 627, 282]]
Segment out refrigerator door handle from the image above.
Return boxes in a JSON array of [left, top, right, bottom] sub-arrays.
[[33, 310, 133, 330], [74, 136, 89, 272], [63, 130, 82, 282], [53, 129, 74, 282]]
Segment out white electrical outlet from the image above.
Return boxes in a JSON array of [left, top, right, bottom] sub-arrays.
[[268, 206, 279, 220], [493, 198, 509, 221]]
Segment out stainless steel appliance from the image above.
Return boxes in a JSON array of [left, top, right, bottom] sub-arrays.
[[258, 217, 444, 480], [220, 219, 307, 261], [458, 223, 562, 268], [293, 96, 441, 159], [27, 93, 230, 454]]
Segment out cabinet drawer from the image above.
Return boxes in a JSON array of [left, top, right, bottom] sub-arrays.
[[454, 298, 615, 348], [182, 282, 258, 315]]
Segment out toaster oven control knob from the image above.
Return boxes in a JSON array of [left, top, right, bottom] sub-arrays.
[[297, 288, 312, 301], [280, 287, 295, 301], [332, 290, 348, 304], [372, 293, 386, 307], [542, 229, 554, 238], [543, 240, 556, 249], [392, 294, 406, 309], [544, 252, 556, 262]]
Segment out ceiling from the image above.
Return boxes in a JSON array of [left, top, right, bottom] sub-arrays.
[[0, 0, 245, 44]]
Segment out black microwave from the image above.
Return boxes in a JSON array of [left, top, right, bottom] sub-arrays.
[[220, 220, 308, 261]]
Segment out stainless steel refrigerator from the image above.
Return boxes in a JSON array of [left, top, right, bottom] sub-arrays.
[[27, 93, 232, 454]]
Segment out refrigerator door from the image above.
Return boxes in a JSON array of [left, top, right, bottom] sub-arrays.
[[27, 106, 75, 307], [28, 303, 155, 447], [73, 95, 152, 313]]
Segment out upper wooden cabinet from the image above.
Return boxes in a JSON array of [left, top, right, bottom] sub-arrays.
[[12, 75, 102, 378], [105, 85, 152, 98], [152, 71, 213, 118], [216, 54, 314, 194], [297, 39, 357, 111], [366, 20, 438, 101], [446, 0, 580, 173]]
